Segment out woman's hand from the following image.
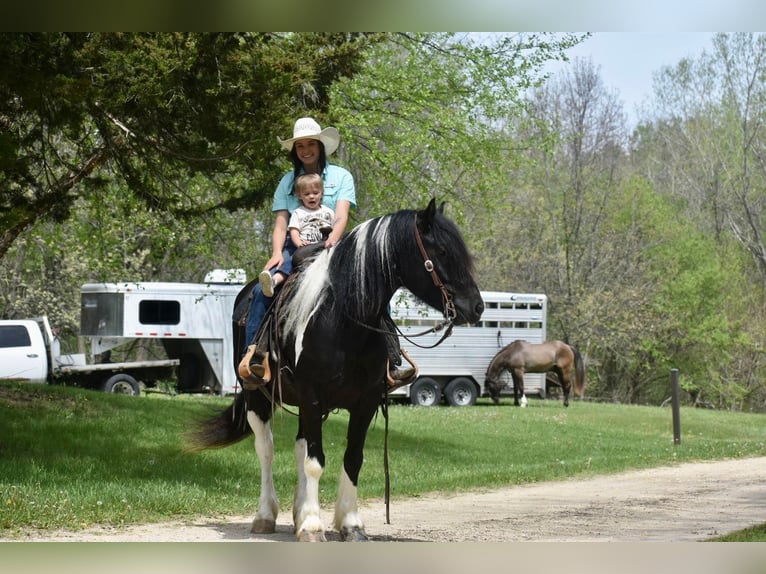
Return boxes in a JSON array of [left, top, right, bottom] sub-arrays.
[[324, 232, 341, 248], [263, 253, 284, 271]]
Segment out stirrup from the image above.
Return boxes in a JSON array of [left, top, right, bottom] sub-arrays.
[[386, 348, 418, 390], [238, 344, 271, 388]]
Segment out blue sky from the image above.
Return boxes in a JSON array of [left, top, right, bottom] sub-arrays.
[[548, 32, 716, 125]]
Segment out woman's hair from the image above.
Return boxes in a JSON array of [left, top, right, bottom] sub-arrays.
[[289, 141, 327, 195]]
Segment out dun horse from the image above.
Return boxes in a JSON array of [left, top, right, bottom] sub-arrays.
[[187, 200, 483, 541], [484, 340, 585, 407]]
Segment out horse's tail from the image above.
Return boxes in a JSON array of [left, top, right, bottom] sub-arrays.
[[184, 392, 252, 453], [570, 345, 586, 397]]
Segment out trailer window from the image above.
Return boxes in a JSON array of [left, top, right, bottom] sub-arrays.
[[0, 325, 32, 349], [139, 300, 181, 325]]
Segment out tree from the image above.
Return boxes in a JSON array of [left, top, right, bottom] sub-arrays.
[[635, 32, 766, 409], [505, 58, 630, 335], [648, 33, 766, 286], [328, 33, 584, 225], [0, 32, 378, 260], [489, 57, 751, 407]]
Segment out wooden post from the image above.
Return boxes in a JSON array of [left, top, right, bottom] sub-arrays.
[[671, 368, 681, 445]]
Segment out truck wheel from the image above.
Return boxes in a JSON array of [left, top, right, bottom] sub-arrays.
[[102, 373, 141, 396], [409, 378, 441, 407], [444, 377, 478, 407]]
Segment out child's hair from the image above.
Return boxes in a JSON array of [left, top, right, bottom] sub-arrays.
[[294, 173, 323, 196]]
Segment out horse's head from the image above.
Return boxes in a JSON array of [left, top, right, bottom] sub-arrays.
[[406, 199, 484, 326], [484, 376, 505, 404]]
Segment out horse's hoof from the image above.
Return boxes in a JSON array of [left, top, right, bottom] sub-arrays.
[[297, 529, 327, 542], [340, 526, 369, 542], [251, 518, 276, 534]]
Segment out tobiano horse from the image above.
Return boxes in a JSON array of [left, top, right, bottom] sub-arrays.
[[186, 199, 483, 541], [484, 340, 585, 407]]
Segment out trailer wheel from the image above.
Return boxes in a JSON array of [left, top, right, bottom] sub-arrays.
[[444, 377, 478, 407], [102, 373, 141, 396], [409, 378, 441, 407]]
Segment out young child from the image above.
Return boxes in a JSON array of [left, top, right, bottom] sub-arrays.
[[259, 172, 335, 297]]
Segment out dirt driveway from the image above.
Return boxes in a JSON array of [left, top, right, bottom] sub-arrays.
[[9, 456, 765, 542]]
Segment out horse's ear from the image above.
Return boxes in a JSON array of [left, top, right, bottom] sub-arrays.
[[418, 198, 438, 232], [424, 198, 447, 218], [426, 197, 437, 217]]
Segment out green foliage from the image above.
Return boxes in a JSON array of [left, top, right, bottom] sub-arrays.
[[0, 32, 379, 259], [1, 382, 765, 535], [329, 32, 583, 223]]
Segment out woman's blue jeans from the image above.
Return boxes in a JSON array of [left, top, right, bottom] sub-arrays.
[[244, 240, 296, 353]]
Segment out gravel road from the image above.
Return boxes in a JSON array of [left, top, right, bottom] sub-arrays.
[[9, 456, 765, 542]]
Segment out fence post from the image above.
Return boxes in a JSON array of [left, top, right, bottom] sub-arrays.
[[670, 368, 681, 445]]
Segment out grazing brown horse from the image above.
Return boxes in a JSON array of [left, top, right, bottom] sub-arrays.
[[484, 340, 585, 407]]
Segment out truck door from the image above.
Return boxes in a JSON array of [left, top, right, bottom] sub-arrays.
[[0, 322, 48, 384]]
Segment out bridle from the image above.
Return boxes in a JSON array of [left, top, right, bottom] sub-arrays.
[[412, 212, 457, 323], [386, 212, 459, 350]]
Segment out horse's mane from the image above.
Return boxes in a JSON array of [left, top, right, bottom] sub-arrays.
[[330, 211, 412, 320], [282, 206, 474, 353]]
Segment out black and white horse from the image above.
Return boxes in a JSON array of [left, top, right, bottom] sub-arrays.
[[187, 199, 484, 541]]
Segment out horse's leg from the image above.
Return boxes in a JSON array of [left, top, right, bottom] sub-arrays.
[[511, 369, 525, 406], [556, 366, 571, 407], [333, 403, 377, 542], [245, 409, 280, 533], [293, 408, 327, 542], [292, 432, 308, 529]]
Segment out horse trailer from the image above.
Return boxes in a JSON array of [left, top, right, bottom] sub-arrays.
[[388, 288, 548, 406], [78, 269, 246, 395]]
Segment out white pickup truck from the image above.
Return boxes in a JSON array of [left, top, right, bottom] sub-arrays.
[[0, 316, 179, 394]]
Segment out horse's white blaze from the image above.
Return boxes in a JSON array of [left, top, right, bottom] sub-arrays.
[[294, 453, 324, 536], [283, 250, 331, 362], [247, 412, 279, 523], [334, 467, 364, 533]]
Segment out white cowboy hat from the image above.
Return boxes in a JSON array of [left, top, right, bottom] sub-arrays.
[[277, 117, 340, 155]]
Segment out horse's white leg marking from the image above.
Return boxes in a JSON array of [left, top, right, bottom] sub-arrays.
[[521, 394, 528, 408], [294, 453, 325, 541], [292, 438, 308, 527], [334, 467, 365, 534], [246, 412, 279, 533]]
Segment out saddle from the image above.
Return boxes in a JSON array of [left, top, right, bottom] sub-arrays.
[[236, 245, 320, 390]]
